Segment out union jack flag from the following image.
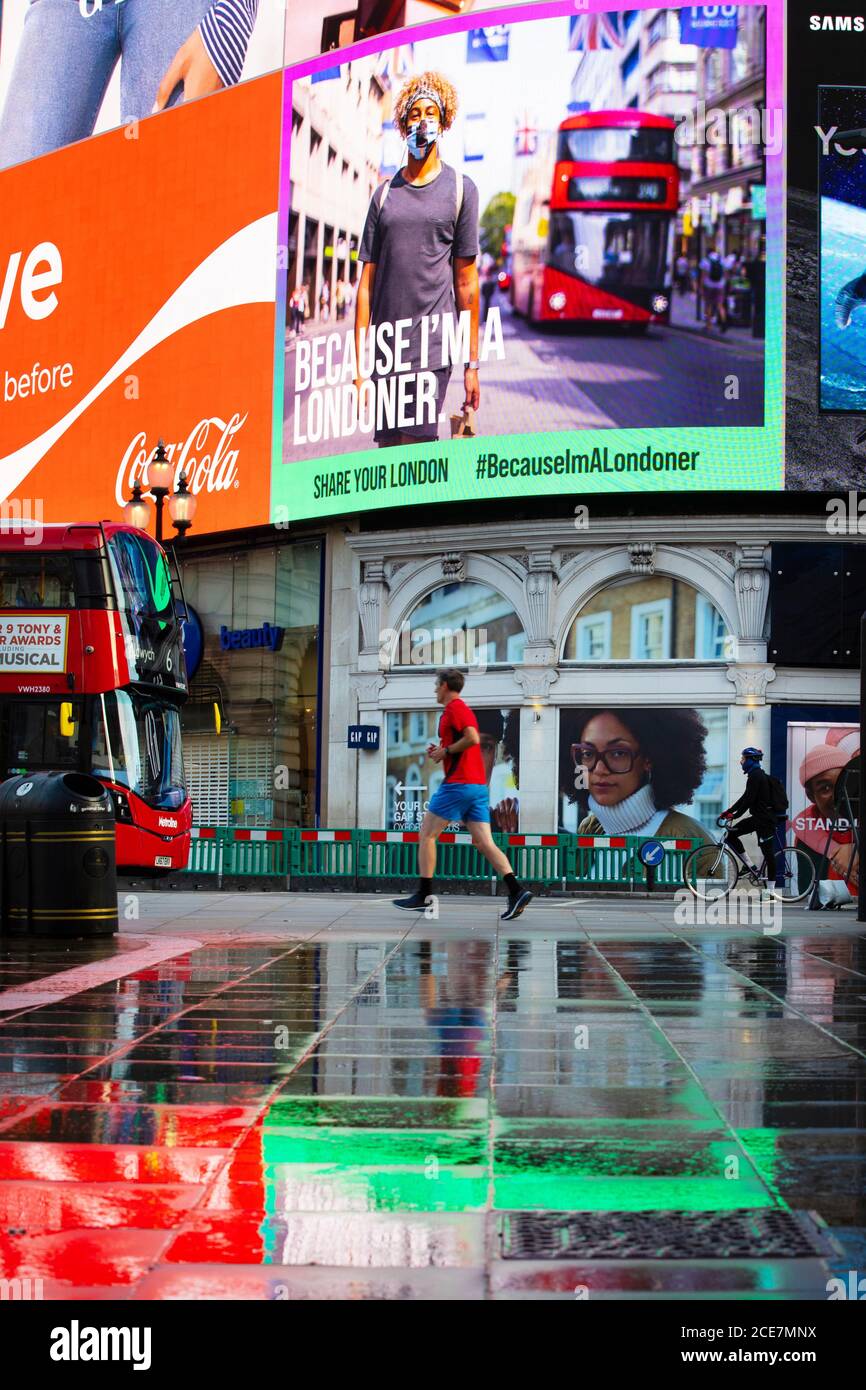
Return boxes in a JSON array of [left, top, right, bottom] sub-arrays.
[[568, 12, 628, 50], [515, 112, 538, 156]]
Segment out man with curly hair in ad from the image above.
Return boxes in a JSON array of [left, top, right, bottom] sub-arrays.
[[354, 69, 481, 447]]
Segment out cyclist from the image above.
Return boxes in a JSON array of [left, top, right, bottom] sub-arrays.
[[719, 747, 780, 881]]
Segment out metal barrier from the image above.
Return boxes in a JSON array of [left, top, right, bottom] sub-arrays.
[[573, 834, 698, 887], [289, 829, 356, 882], [184, 828, 699, 891]]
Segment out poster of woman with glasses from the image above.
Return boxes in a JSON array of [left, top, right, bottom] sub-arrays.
[[557, 706, 718, 845]]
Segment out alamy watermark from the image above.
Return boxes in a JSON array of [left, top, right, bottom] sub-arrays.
[[673, 887, 781, 936], [0, 497, 43, 545], [378, 623, 489, 672]]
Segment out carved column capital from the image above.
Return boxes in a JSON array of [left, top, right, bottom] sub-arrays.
[[513, 666, 560, 704], [725, 663, 776, 705]]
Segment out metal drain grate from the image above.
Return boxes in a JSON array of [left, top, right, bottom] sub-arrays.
[[499, 1209, 833, 1260]]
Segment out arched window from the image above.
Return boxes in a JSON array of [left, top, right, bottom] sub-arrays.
[[395, 582, 527, 667], [563, 575, 734, 661]]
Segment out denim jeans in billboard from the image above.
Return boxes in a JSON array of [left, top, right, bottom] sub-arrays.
[[0, 0, 213, 171]]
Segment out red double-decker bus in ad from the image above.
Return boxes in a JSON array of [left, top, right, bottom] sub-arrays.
[[0, 522, 191, 873], [511, 110, 679, 326]]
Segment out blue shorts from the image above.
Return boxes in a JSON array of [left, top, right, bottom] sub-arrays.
[[428, 781, 490, 825]]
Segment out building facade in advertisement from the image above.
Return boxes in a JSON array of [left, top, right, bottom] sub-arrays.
[[275, 0, 781, 521], [0, 73, 282, 531]]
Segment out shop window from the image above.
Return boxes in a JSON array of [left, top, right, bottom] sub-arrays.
[[695, 593, 736, 659], [564, 575, 733, 661], [400, 581, 526, 667], [181, 538, 322, 829], [631, 599, 670, 659], [576, 611, 612, 660], [411, 712, 427, 741]]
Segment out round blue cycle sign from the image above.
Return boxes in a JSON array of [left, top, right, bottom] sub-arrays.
[[638, 838, 665, 867]]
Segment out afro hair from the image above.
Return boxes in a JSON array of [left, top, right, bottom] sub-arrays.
[[394, 71, 459, 137]]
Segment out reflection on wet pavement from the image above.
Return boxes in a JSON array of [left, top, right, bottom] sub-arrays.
[[0, 913, 864, 1299]]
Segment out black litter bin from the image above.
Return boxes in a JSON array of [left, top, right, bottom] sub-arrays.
[[0, 772, 117, 937]]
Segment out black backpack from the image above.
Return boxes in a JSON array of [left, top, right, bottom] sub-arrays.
[[706, 255, 725, 286], [765, 772, 788, 815]]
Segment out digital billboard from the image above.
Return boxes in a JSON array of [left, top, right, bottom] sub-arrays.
[[0, 0, 287, 172], [285, 0, 531, 64], [274, 0, 782, 522], [786, 7, 866, 486], [818, 87, 866, 413], [0, 71, 282, 531]]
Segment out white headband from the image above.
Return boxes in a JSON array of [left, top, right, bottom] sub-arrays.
[[407, 88, 444, 122]]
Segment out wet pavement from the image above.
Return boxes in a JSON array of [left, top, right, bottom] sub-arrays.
[[0, 893, 864, 1300]]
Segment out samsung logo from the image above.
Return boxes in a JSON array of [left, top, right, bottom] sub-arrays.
[[810, 14, 866, 28]]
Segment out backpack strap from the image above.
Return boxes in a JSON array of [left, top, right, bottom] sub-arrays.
[[455, 170, 464, 222], [377, 177, 393, 213]]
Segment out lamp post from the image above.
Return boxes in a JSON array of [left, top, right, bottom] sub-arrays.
[[121, 440, 197, 541], [144, 440, 173, 542]]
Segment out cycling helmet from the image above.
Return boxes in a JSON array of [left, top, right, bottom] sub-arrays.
[[741, 746, 763, 759]]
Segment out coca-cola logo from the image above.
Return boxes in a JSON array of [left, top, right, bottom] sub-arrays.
[[114, 414, 248, 506]]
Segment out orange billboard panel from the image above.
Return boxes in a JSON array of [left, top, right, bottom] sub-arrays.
[[0, 71, 282, 533]]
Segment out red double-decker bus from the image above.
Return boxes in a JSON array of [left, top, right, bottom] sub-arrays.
[[511, 110, 679, 326], [0, 522, 192, 873]]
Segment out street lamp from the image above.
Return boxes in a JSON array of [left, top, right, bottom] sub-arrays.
[[121, 440, 196, 541], [168, 472, 197, 536], [145, 440, 173, 543], [122, 481, 151, 531]]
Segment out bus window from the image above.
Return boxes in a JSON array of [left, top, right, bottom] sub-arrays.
[[108, 531, 174, 632], [3, 701, 82, 770], [93, 690, 186, 809], [557, 127, 675, 165], [549, 210, 667, 288], [0, 553, 76, 609]]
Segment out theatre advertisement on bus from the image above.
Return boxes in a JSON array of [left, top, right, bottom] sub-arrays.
[[275, 0, 782, 522]]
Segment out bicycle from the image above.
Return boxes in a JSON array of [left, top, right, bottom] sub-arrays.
[[682, 817, 816, 904]]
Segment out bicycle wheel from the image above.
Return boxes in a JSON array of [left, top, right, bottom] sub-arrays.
[[683, 842, 739, 901], [766, 845, 817, 903]]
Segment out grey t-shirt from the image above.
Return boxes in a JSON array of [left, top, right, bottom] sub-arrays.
[[359, 163, 479, 372]]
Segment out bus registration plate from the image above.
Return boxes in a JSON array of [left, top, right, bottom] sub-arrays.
[[154, 856, 172, 869]]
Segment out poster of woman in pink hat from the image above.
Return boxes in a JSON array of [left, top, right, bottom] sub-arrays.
[[788, 725, 860, 891]]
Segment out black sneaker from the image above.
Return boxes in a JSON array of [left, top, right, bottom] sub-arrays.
[[393, 892, 430, 911], [500, 888, 533, 921]]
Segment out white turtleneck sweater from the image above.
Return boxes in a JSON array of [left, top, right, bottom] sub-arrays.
[[586, 783, 667, 837]]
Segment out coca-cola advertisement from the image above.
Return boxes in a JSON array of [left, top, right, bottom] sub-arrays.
[[0, 74, 280, 533]]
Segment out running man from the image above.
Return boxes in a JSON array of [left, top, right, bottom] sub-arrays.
[[393, 669, 533, 920]]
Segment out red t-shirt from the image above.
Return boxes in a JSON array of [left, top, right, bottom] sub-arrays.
[[439, 698, 486, 784]]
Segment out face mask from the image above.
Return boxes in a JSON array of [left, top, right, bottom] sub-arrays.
[[407, 117, 439, 159]]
